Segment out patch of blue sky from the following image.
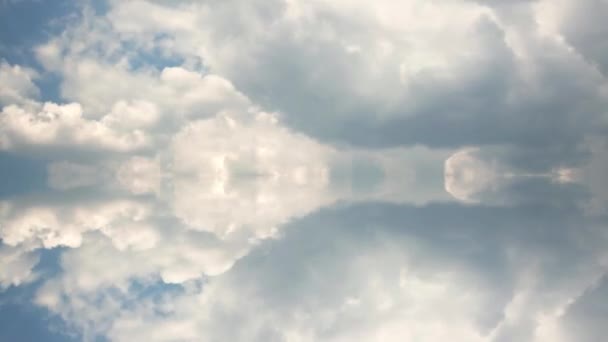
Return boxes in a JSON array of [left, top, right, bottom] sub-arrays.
[[0, 1, 110, 104], [34, 71, 63, 103], [89, 0, 110, 16], [126, 36, 187, 72], [121, 278, 190, 317], [0, 0, 80, 66], [0, 247, 76, 342], [33, 247, 64, 280], [1, 0, 81, 104], [0, 299, 79, 342]]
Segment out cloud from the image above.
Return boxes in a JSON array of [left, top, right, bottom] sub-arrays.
[[0, 108, 466, 341], [37, 55, 251, 121], [169, 111, 334, 238], [26, 200, 606, 342], [443, 147, 583, 204], [551, 0, 608, 76], [0, 244, 39, 290], [86, 0, 606, 157], [0, 198, 150, 249], [0, 102, 149, 154], [115, 156, 161, 195], [47, 161, 104, 190], [1, 1, 608, 341], [47, 156, 161, 195], [0, 61, 39, 109], [444, 148, 500, 202], [24, 0, 608, 162], [558, 274, 608, 342]]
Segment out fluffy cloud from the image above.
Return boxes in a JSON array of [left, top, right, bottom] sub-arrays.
[[0, 61, 39, 109], [1, 195, 249, 292], [27, 201, 607, 342], [25, 0, 608, 160], [36, 52, 251, 121], [0, 198, 150, 249], [169, 111, 334, 238], [0, 244, 39, 290], [0, 102, 149, 154], [94, 0, 608, 157], [0, 107, 464, 341], [115, 156, 161, 195], [1, 1, 608, 341]]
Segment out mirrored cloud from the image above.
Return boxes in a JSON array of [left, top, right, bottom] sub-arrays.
[[1, 1, 608, 341], [444, 147, 581, 203]]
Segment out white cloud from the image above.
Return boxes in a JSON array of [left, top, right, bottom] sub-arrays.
[[115, 156, 161, 195], [25, 0, 608, 153], [0, 107, 467, 341], [170, 111, 334, 239], [0, 244, 39, 290], [104, 0, 605, 152], [34, 203, 607, 342], [1, 1, 607, 341], [50, 58, 250, 121], [0, 102, 149, 153], [0, 199, 150, 249], [0, 61, 40, 109], [103, 100, 160, 131]]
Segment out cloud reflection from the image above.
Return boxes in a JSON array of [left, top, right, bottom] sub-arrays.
[[1, 1, 608, 341]]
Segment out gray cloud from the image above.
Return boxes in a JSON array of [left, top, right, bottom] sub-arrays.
[[199, 197, 605, 341], [560, 0, 608, 76], [560, 275, 608, 342]]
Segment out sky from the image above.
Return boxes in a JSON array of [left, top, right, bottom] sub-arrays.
[[0, 0, 608, 341]]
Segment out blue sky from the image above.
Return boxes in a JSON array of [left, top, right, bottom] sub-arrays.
[[1, 1, 608, 341], [0, 248, 76, 342], [0, 0, 79, 104], [0, 1, 76, 62]]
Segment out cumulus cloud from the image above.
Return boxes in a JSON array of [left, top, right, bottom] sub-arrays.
[[0, 198, 150, 249], [0, 61, 40, 109], [169, 111, 334, 238], [0, 102, 149, 154], [115, 156, 161, 195], [85, 0, 607, 157], [1, 0, 608, 341], [39, 56, 251, 121], [26, 201, 607, 342], [0, 105, 465, 341], [25, 0, 608, 158]]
